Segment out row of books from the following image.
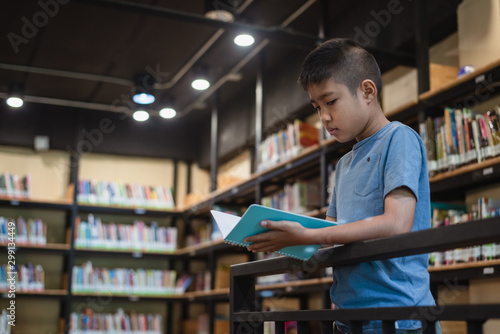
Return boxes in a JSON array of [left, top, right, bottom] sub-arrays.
[[72, 261, 192, 295], [429, 198, 500, 267], [75, 214, 177, 252], [0, 216, 47, 245], [0, 172, 31, 199], [0, 263, 44, 292], [419, 106, 500, 176], [0, 310, 11, 334], [260, 180, 321, 214], [77, 179, 175, 209], [69, 308, 162, 334], [257, 119, 320, 172]]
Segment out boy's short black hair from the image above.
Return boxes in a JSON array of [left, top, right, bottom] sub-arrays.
[[298, 38, 382, 101]]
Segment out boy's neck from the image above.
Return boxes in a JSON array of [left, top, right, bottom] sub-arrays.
[[355, 105, 390, 142]]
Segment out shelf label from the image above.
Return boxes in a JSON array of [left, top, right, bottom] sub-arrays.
[[475, 74, 486, 84], [483, 167, 494, 176], [10, 200, 20, 206], [134, 208, 146, 215], [231, 187, 238, 194], [132, 252, 143, 258], [483, 267, 494, 275], [286, 162, 293, 170], [129, 296, 140, 302]]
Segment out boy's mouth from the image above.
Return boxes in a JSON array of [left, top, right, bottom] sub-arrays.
[[327, 128, 337, 135]]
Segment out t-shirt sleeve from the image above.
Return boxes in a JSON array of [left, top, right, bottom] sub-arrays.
[[383, 127, 424, 201], [326, 184, 337, 218]]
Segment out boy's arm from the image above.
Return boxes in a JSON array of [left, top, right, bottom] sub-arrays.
[[245, 186, 415, 253]]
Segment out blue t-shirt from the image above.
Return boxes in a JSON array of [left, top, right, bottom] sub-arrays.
[[327, 121, 435, 330]]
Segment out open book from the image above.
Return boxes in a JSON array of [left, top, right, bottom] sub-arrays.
[[210, 204, 337, 261]]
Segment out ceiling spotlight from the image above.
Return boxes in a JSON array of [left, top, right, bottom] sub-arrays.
[[204, 0, 234, 22], [160, 107, 176, 119], [234, 34, 255, 47], [191, 79, 210, 91], [6, 83, 24, 108], [133, 92, 155, 104], [133, 110, 149, 122], [132, 73, 155, 105], [6, 97, 23, 108]]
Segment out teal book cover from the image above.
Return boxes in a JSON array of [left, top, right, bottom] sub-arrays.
[[210, 204, 336, 261]]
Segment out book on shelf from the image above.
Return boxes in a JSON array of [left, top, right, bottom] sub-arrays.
[[0, 310, 11, 334], [0, 263, 44, 292], [257, 119, 320, 172], [0, 173, 31, 199], [71, 261, 190, 295], [69, 308, 162, 334], [0, 216, 47, 246], [210, 204, 337, 261], [260, 179, 321, 214], [74, 214, 177, 252], [420, 106, 500, 176], [77, 179, 175, 209], [429, 200, 500, 267]]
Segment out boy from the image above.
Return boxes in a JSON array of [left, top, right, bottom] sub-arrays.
[[245, 38, 439, 333]]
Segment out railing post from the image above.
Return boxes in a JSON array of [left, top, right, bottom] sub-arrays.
[[297, 321, 308, 334], [321, 321, 334, 334], [467, 320, 485, 334], [230, 272, 259, 334], [423, 320, 436, 334], [382, 321, 395, 334], [351, 321, 363, 334], [275, 321, 286, 334]]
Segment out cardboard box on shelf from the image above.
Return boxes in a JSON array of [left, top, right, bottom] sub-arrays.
[[457, 0, 500, 69], [381, 63, 458, 113], [215, 253, 249, 289]]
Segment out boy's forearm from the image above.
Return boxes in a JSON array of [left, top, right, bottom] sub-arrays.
[[311, 213, 409, 246]]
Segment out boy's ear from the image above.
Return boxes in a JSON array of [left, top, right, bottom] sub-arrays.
[[360, 80, 377, 102]]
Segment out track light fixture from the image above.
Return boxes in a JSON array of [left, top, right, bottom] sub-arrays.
[[132, 73, 155, 105], [234, 33, 255, 46], [6, 83, 24, 108], [133, 110, 149, 122], [204, 0, 235, 22], [191, 65, 210, 91]]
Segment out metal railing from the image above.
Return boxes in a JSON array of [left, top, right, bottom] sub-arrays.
[[230, 217, 500, 334]]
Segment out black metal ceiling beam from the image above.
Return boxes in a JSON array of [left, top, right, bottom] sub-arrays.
[[72, 0, 321, 47], [72, 0, 416, 67]]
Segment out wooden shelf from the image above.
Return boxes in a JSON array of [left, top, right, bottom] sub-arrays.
[[0, 243, 70, 251], [0, 197, 73, 210], [429, 156, 500, 183], [429, 259, 500, 272], [419, 58, 500, 101], [1, 289, 68, 297]]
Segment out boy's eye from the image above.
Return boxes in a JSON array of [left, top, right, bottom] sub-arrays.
[[313, 105, 320, 113], [326, 99, 336, 106]]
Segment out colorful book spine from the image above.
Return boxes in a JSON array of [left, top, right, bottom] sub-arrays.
[[420, 105, 500, 177], [0, 173, 31, 199], [77, 179, 175, 209], [69, 308, 162, 334], [0, 263, 44, 292], [74, 215, 177, 252], [71, 261, 184, 295]]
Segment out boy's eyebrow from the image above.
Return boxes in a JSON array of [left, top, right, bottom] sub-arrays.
[[310, 91, 335, 104]]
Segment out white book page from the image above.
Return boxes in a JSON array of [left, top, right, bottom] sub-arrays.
[[210, 210, 241, 239]]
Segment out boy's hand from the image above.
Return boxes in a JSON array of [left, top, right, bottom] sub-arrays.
[[244, 220, 309, 253]]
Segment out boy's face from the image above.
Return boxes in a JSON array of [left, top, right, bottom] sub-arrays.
[[308, 78, 372, 143]]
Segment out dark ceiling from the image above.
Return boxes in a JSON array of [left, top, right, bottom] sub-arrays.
[[0, 0, 462, 165]]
